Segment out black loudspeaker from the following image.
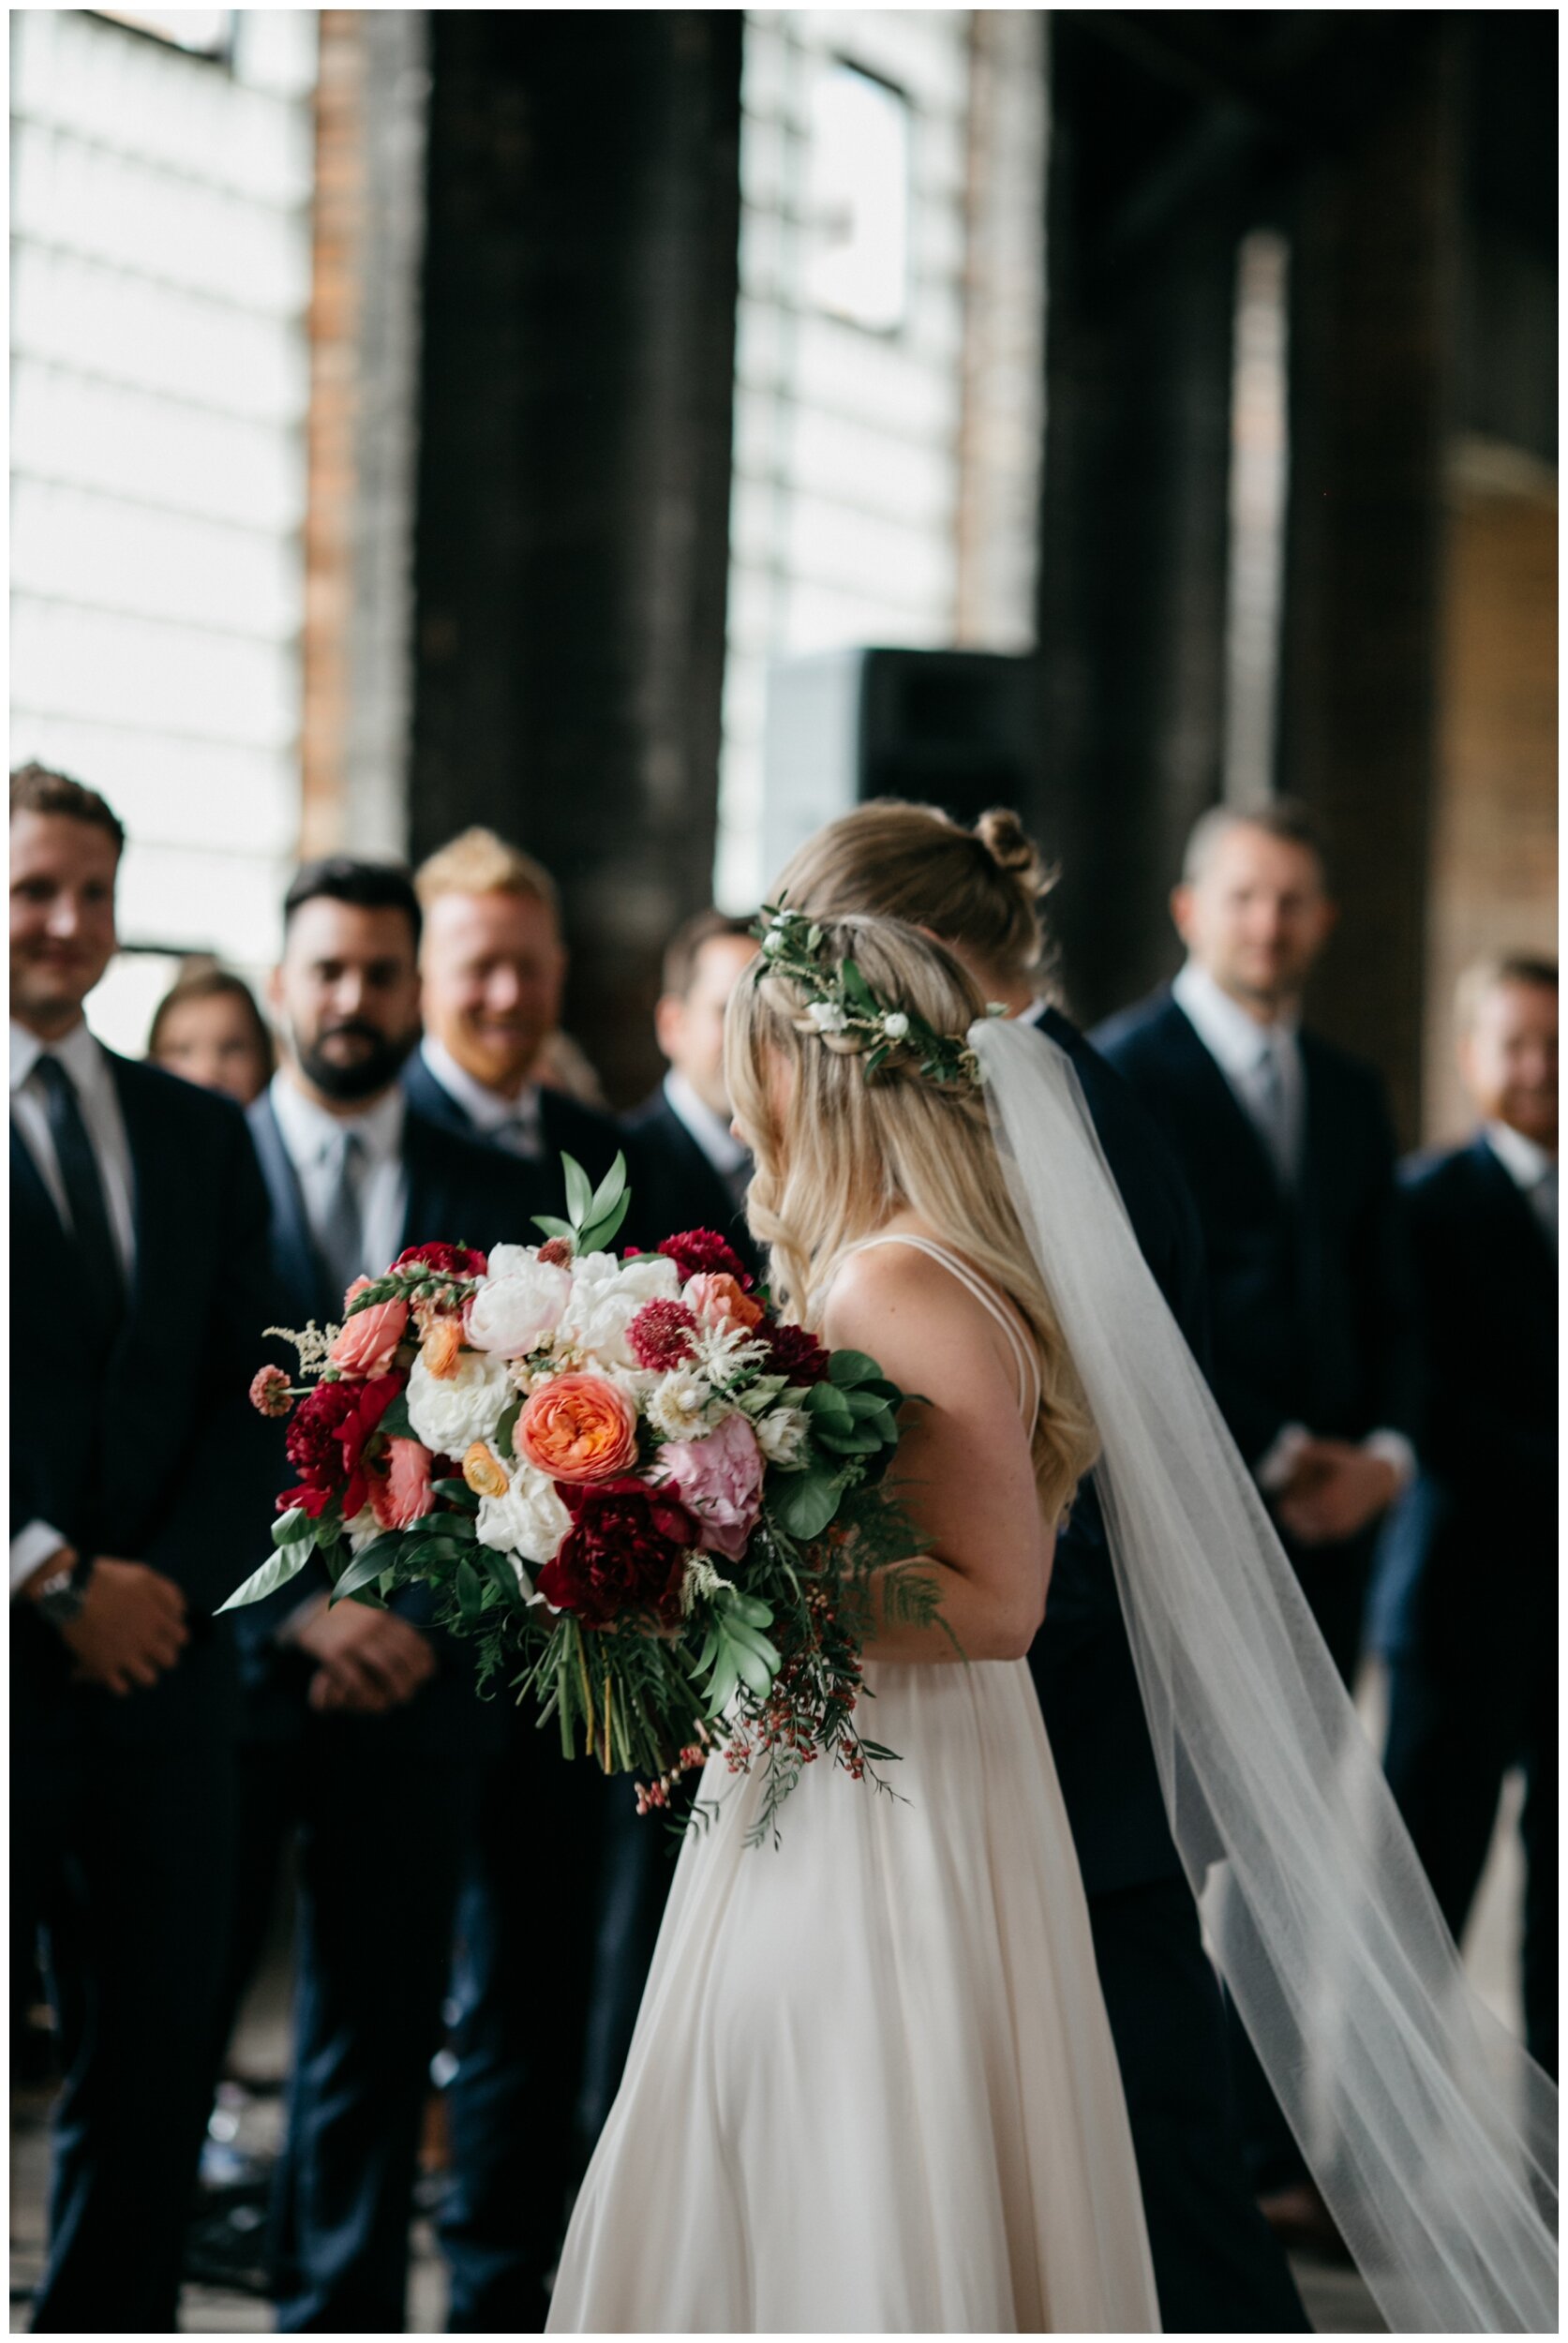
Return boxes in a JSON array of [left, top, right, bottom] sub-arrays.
[[760, 648, 1037, 889]]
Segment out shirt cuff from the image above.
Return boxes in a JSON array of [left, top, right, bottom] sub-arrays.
[[11, 1520, 70, 1597], [1362, 1431, 1417, 1493], [1254, 1423, 1311, 1495]]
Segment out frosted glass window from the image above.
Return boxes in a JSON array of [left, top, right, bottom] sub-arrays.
[[804, 64, 910, 336]]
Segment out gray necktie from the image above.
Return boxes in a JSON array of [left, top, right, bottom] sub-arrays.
[[318, 1129, 368, 1306], [1249, 1038, 1297, 1188]]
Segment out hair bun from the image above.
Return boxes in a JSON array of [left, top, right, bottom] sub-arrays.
[[974, 808, 1038, 878]]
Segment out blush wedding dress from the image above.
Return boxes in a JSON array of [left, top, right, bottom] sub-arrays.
[[545, 1236, 1160, 2335]]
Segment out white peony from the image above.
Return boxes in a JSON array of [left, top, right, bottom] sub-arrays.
[[475, 1460, 571, 1570], [557, 1253, 680, 1367], [407, 1347, 515, 1455], [646, 1368, 716, 1441], [755, 1404, 810, 1467], [467, 1256, 573, 1357]]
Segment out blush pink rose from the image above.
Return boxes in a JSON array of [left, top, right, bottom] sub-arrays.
[[684, 1272, 766, 1340], [370, 1436, 438, 1530], [331, 1281, 411, 1379], [654, 1410, 764, 1562]]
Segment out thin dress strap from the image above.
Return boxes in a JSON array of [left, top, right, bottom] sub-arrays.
[[844, 1235, 1042, 1428]]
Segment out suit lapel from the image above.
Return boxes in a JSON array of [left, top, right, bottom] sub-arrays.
[[9, 1113, 66, 1241], [1161, 995, 1287, 1201], [1468, 1132, 1554, 1277], [248, 1092, 335, 1324]]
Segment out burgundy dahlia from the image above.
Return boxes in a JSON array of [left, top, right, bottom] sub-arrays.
[[394, 1242, 488, 1278], [536, 1477, 698, 1629], [627, 1298, 699, 1372], [656, 1229, 752, 1288], [762, 1321, 831, 1387]]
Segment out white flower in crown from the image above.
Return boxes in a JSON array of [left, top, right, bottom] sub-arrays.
[[407, 1346, 515, 1454], [881, 1010, 910, 1040], [647, 1368, 717, 1441], [808, 999, 848, 1034], [474, 1458, 571, 1579], [755, 1403, 810, 1467], [761, 927, 785, 956]]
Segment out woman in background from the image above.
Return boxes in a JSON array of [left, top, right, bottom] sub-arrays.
[[148, 963, 274, 1106]]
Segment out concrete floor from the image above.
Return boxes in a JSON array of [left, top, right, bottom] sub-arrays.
[[9, 1694, 1528, 2336]]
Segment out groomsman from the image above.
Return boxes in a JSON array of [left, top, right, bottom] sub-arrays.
[[1094, 798, 1421, 2234], [1093, 800, 1420, 1685], [231, 858, 525, 2332], [1373, 955, 1557, 2076], [769, 800, 1308, 2336], [622, 907, 761, 1278], [409, 828, 633, 2331], [10, 765, 276, 2331]]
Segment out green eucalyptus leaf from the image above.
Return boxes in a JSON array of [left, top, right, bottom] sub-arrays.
[[217, 1540, 315, 1613], [272, 1506, 315, 1548], [579, 1192, 631, 1253], [562, 1153, 593, 1229], [531, 1214, 575, 1243], [828, 1349, 883, 1388], [455, 1558, 485, 1619], [328, 1536, 400, 1602], [771, 1468, 844, 1541], [587, 1152, 628, 1220]]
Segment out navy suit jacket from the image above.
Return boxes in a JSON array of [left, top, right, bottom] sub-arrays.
[[1370, 1134, 1555, 1671], [1023, 1005, 1212, 1895], [235, 1088, 538, 1754], [1091, 986, 1419, 1470], [620, 1085, 762, 1284], [401, 1049, 648, 1246], [12, 1054, 278, 1751]]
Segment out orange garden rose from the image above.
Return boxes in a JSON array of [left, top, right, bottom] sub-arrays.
[[515, 1372, 639, 1485], [463, 1440, 510, 1500], [685, 1272, 766, 1339]]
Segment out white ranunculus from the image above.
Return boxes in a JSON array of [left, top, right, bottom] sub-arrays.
[[755, 1404, 811, 1467], [467, 1257, 573, 1357], [646, 1368, 716, 1441], [808, 999, 847, 1034], [475, 1461, 571, 1569], [407, 1347, 515, 1455], [558, 1253, 680, 1367]]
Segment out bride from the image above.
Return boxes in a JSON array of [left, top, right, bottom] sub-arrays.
[[548, 913, 1556, 2335]]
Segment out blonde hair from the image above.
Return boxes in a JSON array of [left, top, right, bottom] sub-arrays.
[[414, 827, 562, 925], [770, 799, 1055, 992], [726, 914, 1098, 1519]]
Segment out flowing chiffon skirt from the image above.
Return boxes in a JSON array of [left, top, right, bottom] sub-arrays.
[[546, 1654, 1159, 2334]]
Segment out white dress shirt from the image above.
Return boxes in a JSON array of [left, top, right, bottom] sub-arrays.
[[420, 1035, 544, 1158], [1168, 965, 1414, 1498], [269, 1072, 410, 1289], [11, 1018, 139, 1591], [1486, 1121, 1557, 1246], [663, 1069, 751, 1206]]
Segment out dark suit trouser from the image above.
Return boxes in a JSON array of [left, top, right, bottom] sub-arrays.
[[439, 1718, 613, 2332], [1224, 1526, 1374, 2193], [1384, 1644, 1557, 2079], [16, 1721, 236, 2334], [223, 1719, 480, 2333], [1090, 1877, 1309, 2333]]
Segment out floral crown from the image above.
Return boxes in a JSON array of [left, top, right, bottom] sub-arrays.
[[752, 903, 997, 1087]]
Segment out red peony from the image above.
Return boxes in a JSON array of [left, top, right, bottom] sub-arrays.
[[762, 1321, 831, 1386], [279, 1371, 405, 1522], [536, 1477, 698, 1629], [657, 1229, 753, 1288], [394, 1242, 488, 1278], [627, 1298, 699, 1372]]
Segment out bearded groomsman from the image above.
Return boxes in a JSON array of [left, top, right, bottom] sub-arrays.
[[1372, 955, 1557, 2077], [232, 858, 524, 2332], [408, 828, 635, 2331], [10, 765, 276, 2332], [1094, 798, 1421, 2239], [623, 908, 761, 1279]]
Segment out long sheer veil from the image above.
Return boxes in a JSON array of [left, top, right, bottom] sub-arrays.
[[972, 1015, 1557, 2334]]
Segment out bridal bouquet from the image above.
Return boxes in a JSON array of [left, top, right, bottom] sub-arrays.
[[225, 1156, 933, 1841]]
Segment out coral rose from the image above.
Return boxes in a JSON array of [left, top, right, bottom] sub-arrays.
[[331, 1288, 411, 1379], [685, 1273, 766, 1339], [515, 1373, 639, 1485], [370, 1437, 438, 1530]]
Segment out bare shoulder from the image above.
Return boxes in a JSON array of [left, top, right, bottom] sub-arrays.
[[822, 1242, 1014, 1406]]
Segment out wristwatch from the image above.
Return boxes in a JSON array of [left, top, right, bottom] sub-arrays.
[[33, 1551, 95, 1628]]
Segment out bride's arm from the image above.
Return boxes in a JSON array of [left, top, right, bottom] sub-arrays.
[[818, 1245, 1054, 1664]]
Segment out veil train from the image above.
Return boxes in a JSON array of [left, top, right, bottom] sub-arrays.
[[973, 1016, 1557, 2335]]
